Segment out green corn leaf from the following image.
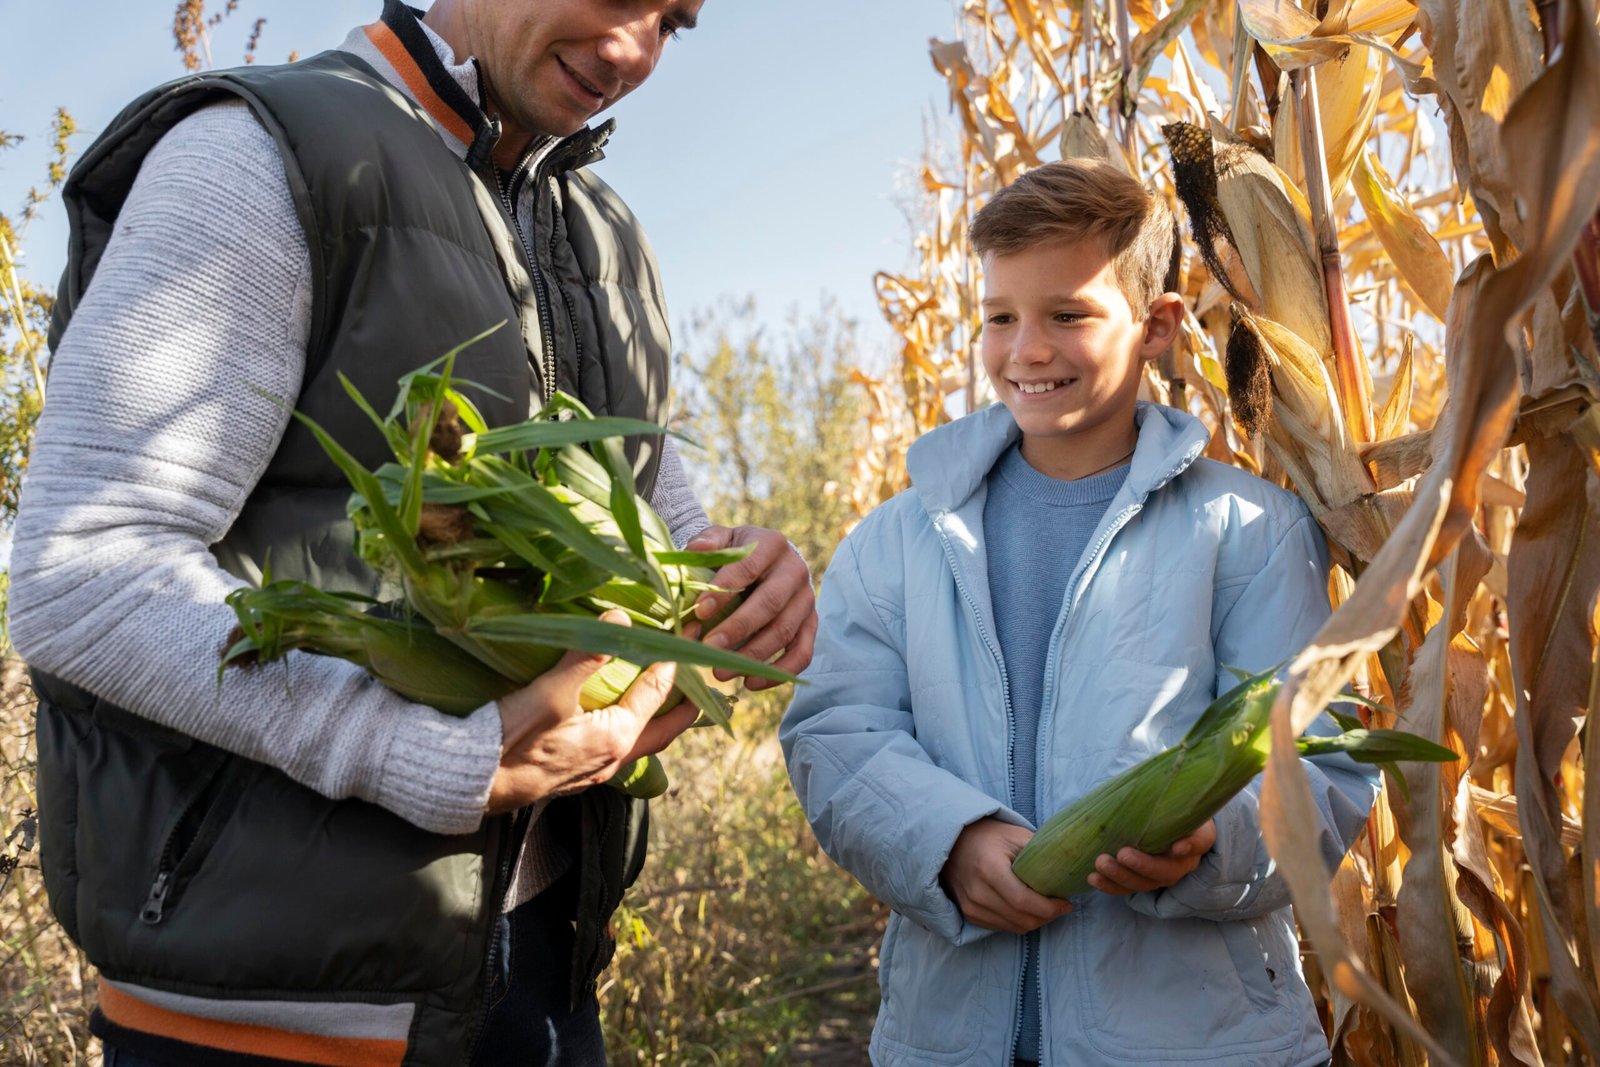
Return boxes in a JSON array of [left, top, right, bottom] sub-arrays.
[[472, 417, 673, 457], [652, 548, 753, 568], [465, 613, 799, 684], [670, 667, 736, 734], [1296, 728, 1460, 765]]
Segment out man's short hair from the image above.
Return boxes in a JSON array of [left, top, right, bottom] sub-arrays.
[[969, 159, 1176, 315]]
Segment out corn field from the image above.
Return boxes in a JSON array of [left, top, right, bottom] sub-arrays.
[[856, 1, 1600, 1063]]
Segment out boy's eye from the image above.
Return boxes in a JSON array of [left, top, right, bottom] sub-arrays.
[[986, 313, 1015, 326], [1055, 312, 1084, 324], [660, 20, 681, 38]]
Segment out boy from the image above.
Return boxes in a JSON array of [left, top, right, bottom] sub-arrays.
[[780, 160, 1378, 1066]]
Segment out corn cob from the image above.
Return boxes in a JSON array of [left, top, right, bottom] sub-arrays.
[[1010, 667, 1457, 897], [223, 331, 791, 798]]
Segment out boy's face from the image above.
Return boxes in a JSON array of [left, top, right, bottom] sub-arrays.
[[980, 237, 1175, 478]]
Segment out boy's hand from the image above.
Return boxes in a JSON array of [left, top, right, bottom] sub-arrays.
[[1087, 819, 1217, 896], [942, 818, 1073, 935]]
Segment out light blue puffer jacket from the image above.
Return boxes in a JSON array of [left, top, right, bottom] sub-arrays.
[[781, 401, 1378, 1066]]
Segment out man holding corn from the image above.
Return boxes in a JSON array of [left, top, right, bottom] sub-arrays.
[[8, 0, 814, 1063], [782, 160, 1378, 1066]]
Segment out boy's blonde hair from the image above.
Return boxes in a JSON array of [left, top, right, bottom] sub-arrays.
[[969, 159, 1177, 316]]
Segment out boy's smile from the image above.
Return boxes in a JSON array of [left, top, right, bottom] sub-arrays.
[[980, 237, 1180, 480]]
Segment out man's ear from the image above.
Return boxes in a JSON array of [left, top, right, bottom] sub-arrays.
[[1140, 292, 1185, 361]]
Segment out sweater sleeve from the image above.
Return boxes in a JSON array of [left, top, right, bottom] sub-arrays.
[[1124, 511, 1380, 922], [7, 101, 503, 835], [649, 436, 711, 548]]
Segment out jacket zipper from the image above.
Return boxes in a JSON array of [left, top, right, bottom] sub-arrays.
[[140, 765, 244, 925], [928, 517, 1026, 1059], [1029, 499, 1145, 1061]]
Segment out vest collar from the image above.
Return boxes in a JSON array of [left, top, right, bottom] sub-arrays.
[[362, 0, 612, 174]]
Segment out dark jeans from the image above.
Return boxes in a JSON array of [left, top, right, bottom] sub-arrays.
[[472, 874, 608, 1066], [103, 879, 605, 1067]]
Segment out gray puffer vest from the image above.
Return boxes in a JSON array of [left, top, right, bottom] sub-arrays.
[[31, 34, 669, 1065]]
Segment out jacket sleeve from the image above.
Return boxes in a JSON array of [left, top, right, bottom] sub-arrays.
[[1125, 511, 1379, 923], [780, 535, 1020, 945]]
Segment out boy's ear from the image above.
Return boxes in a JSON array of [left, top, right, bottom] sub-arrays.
[[1140, 292, 1185, 361]]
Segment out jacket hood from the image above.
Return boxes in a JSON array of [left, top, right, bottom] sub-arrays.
[[906, 400, 1211, 516]]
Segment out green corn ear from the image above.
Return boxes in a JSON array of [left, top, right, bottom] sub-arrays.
[[1011, 670, 1457, 898]]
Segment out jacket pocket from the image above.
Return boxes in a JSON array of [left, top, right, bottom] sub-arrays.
[[139, 750, 248, 925], [1069, 898, 1293, 1059], [873, 912, 988, 1061]]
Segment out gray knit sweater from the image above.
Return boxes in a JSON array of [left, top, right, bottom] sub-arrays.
[[8, 22, 709, 906]]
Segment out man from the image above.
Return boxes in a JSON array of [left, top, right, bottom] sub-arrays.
[[7, 1, 815, 1063]]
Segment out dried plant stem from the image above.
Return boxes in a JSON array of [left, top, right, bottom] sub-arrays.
[[0, 233, 46, 402], [1579, 214, 1600, 353], [1292, 69, 1374, 444], [1113, 0, 1134, 153]]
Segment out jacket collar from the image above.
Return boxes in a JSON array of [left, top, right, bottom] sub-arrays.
[[906, 400, 1211, 518], [362, 1, 612, 174]]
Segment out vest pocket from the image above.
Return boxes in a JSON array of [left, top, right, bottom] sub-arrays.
[[140, 751, 247, 925]]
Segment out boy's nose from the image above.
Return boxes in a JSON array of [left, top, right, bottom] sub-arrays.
[[1012, 325, 1055, 365]]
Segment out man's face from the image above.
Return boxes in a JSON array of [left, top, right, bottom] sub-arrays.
[[980, 237, 1158, 473], [468, 0, 703, 139]]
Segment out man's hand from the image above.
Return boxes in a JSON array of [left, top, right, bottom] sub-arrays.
[[487, 612, 698, 813], [942, 818, 1073, 934], [686, 525, 817, 690], [1087, 819, 1217, 896]]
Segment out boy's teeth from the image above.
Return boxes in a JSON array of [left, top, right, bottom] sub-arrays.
[[1017, 380, 1062, 394]]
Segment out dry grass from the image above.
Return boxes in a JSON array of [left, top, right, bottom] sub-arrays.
[[0, 659, 96, 1066], [601, 691, 883, 1065]]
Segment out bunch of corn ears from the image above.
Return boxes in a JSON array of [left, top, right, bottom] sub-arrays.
[[1011, 666, 1458, 897], [222, 331, 794, 798]]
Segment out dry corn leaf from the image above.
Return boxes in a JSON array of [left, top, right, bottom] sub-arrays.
[[1375, 335, 1416, 440], [1390, 550, 1493, 1067], [1354, 151, 1455, 321], [1506, 437, 1600, 1058]]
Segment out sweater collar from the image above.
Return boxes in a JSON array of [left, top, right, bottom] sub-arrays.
[[361, 1, 612, 174], [906, 400, 1210, 517]]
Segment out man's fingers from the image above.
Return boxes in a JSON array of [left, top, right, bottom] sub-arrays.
[[625, 699, 699, 761], [612, 658, 679, 721], [746, 610, 818, 690], [721, 584, 814, 681], [685, 525, 735, 553], [532, 610, 632, 708]]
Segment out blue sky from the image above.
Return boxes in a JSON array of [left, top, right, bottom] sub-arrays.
[[0, 0, 959, 355]]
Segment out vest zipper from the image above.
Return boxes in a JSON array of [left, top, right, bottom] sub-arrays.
[[547, 173, 586, 405], [464, 807, 533, 1062], [490, 135, 559, 408], [140, 762, 245, 925]]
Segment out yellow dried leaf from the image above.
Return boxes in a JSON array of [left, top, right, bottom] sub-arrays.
[[1353, 151, 1455, 321]]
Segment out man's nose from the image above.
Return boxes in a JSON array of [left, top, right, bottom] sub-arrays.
[[596, 19, 661, 91]]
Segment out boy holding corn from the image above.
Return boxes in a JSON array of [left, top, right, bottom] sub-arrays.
[[781, 159, 1378, 1066]]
